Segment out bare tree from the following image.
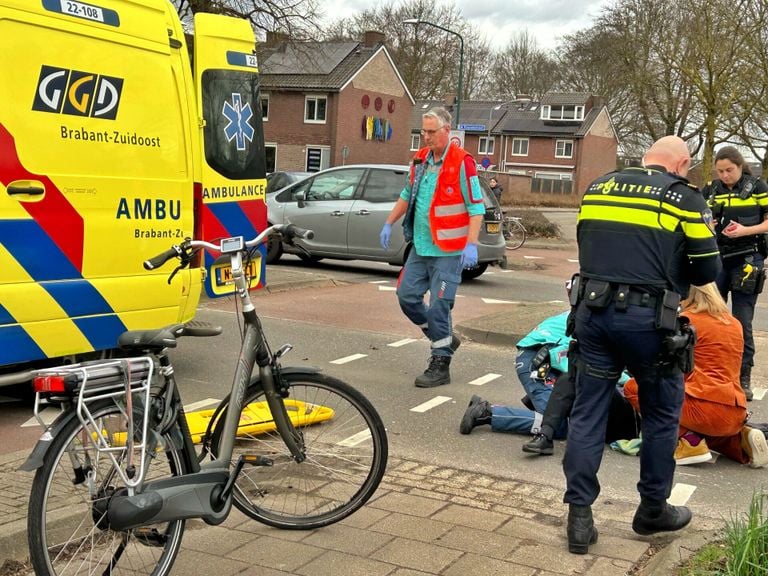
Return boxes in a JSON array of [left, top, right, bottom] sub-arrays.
[[490, 30, 559, 100]]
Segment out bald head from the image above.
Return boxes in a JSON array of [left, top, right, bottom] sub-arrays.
[[643, 136, 691, 177]]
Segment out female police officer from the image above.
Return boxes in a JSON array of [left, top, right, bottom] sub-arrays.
[[702, 146, 768, 401]]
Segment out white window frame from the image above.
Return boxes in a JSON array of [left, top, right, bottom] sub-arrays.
[[541, 105, 585, 121], [555, 139, 574, 159], [535, 171, 573, 180], [304, 95, 327, 123], [511, 137, 529, 156], [305, 145, 331, 172], [410, 133, 420, 151], [478, 136, 494, 155], [261, 93, 269, 121]]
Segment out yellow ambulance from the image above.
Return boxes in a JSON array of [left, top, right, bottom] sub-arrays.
[[0, 0, 267, 384]]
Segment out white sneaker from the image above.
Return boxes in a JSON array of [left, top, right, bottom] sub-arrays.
[[742, 427, 768, 468]]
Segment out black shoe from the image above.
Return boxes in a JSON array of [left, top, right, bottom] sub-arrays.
[[632, 500, 692, 536], [742, 381, 754, 402], [567, 504, 598, 555], [522, 433, 554, 455], [459, 395, 491, 434], [521, 394, 535, 411], [415, 355, 451, 388]]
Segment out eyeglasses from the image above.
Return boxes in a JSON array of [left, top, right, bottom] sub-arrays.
[[420, 127, 445, 136]]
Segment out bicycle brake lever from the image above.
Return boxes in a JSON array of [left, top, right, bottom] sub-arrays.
[[167, 264, 183, 285]]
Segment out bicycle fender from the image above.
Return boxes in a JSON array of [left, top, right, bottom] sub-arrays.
[[18, 408, 82, 472]]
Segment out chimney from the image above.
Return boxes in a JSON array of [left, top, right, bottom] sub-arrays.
[[264, 31, 289, 47], [363, 30, 385, 47]]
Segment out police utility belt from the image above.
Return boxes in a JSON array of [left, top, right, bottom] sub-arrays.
[[568, 274, 695, 373]]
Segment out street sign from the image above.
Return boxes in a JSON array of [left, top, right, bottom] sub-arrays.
[[449, 130, 465, 148], [459, 123, 485, 131], [480, 157, 491, 169]]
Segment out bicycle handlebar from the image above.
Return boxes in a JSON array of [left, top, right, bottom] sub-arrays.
[[142, 223, 314, 270]]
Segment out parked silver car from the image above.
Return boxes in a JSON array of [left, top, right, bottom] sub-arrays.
[[265, 164, 506, 279]]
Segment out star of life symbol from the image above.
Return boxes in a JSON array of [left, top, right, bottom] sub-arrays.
[[222, 93, 254, 151]]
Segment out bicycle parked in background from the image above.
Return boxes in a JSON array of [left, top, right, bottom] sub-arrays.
[[502, 216, 527, 250], [21, 224, 388, 576]]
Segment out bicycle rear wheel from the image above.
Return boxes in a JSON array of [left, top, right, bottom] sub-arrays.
[[27, 400, 188, 576], [210, 372, 388, 529], [503, 218, 526, 250]]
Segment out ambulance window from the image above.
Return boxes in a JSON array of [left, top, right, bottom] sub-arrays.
[[201, 70, 266, 180]]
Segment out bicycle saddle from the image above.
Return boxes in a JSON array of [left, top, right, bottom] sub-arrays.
[[118, 324, 185, 351]]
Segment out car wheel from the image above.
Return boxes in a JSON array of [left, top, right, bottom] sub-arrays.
[[461, 263, 488, 281], [298, 253, 324, 264], [265, 232, 283, 264]]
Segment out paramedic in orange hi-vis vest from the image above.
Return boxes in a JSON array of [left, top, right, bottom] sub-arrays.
[[380, 106, 485, 387]]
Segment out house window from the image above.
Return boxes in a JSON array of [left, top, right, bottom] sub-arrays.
[[305, 95, 327, 123], [265, 144, 276, 173], [261, 94, 269, 121], [555, 140, 574, 158], [540, 105, 584, 121], [535, 171, 573, 180], [511, 137, 529, 156], [410, 133, 420, 151], [305, 146, 330, 172], [479, 137, 494, 155]]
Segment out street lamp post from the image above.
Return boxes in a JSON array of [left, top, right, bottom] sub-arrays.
[[403, 18, 464, 127]]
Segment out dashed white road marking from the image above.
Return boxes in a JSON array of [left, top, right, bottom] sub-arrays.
[[330, 353, 368, 365], [481, 298, 519, 304], [388, 338, 419, 347], [567, 258, 579, 263], [524, 255, 544, 260], [752, 387, 766, 401], [411, 396, 452, 413], [184, 398, 220, 412], [668, 483, 696, 506], [469, 373, 502, 386], [378, 286, 397, 291], [498, 269, 514, 273], [337, 430, 372, 447], [368, 280, 390, 284], [547, 300, 566, 304]]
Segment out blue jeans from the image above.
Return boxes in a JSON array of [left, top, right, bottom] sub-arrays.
[[491, 348, 567, 437], [715, 253, 764, 379], [397, 251, 463, 357], [563, 301, 683, 506]]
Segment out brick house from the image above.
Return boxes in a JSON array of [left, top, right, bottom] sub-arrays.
[[257, 32, 415, 172], [411, 93, 618, 197]]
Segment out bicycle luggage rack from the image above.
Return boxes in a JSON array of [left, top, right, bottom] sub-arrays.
[[33, 357, 155, 489]]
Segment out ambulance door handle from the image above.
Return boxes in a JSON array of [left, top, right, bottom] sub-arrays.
[[330, 210, 345, 217], [356, 210, 371, 216], [7, 181, 45, 196]]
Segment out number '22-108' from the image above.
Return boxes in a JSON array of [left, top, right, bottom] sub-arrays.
[[62, 0, 104, 22]]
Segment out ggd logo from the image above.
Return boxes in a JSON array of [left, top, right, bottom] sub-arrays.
[[32, 65, 124, 120]]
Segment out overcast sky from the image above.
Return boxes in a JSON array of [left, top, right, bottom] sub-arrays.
[[321, 0, 613, 51]]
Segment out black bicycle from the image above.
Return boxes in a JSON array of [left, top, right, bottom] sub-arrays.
[[21, 223, 388, 576]]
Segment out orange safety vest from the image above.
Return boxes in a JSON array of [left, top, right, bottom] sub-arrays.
[[410, 144, 472, 252]]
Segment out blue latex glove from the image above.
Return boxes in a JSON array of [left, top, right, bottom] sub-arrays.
[[380, 223, 392, 249], [461, 243, 478, 268]]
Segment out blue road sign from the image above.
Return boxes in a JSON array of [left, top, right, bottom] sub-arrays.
[[458, 124, 485, 131]]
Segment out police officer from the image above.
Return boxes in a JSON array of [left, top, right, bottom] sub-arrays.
[[563, 136, 721, 555], [701, 146, 768, 401]]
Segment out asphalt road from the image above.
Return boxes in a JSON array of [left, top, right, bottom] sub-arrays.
[[3, 209, 767, 531]]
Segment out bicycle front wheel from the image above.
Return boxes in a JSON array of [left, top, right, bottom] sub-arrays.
[[503, 218, 526, 250], [27, 401, 188, 576], [210, 372, 388, 529]]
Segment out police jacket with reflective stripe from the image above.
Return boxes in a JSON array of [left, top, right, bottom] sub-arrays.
[[577, 166, 721, 297], [701, 175, 768, 254]]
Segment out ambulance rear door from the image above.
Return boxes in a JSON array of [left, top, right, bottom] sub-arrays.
[[193, 13, 267, 297]]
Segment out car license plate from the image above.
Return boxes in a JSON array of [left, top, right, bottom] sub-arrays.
[[214, 260, 260, 286], [486, 222, 500, 234]]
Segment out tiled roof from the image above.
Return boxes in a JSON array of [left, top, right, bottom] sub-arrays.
[[258, 42, 378, 91], [540, 92, 592, 106]]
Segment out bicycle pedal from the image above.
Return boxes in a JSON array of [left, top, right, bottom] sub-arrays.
[[242, 454, 273, 467]]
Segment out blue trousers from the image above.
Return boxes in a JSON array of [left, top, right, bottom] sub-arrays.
[[563, 301, 683, 506], [491, 348, 566, 437], [397, 251, 463, 357], [715, 253, 764, 379]]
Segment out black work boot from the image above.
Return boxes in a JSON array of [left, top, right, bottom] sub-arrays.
[[632, 498, 692, 536], [567, 504, 598, 555], [459, 395, 491, 434], [741, 368, 753, 401], [415, 355, 451, 388], [522, 432, 554, 456], [520, 394, 535, 411]]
